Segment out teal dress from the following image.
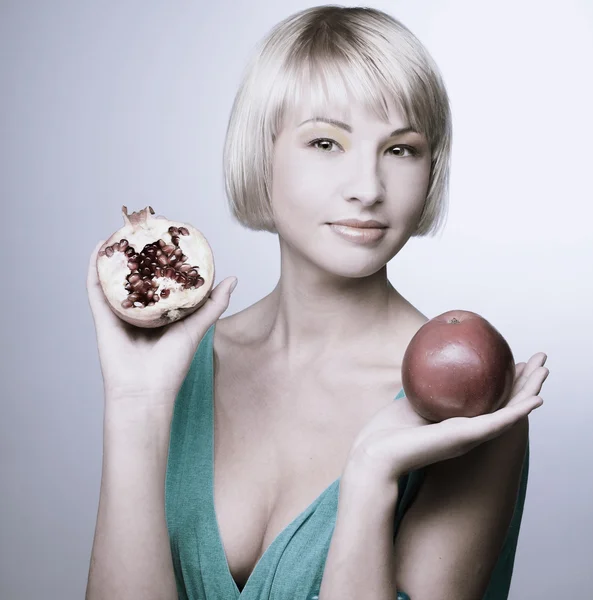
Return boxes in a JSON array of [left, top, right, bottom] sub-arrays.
[[165, 323, 529, 599]]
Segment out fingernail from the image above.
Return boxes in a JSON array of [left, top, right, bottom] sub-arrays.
[[229, 278, 238, 293]]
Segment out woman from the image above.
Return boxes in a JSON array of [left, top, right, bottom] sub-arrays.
[[85, 6, 548, 600]]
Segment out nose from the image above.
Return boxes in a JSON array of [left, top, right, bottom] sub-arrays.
[[342, 154, 385, 206]]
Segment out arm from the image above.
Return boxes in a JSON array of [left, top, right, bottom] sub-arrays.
[[318, 417, 528, 600], [319, 473, 400, 599], [85, 399, 178, 600], [392, 417, 529, 599]]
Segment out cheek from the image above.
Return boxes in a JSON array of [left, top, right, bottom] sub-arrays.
[[271, 148, 327, 224], [385, 162, 431, 218]]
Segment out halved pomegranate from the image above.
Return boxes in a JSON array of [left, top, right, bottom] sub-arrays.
[[96, 206, 215, 328]]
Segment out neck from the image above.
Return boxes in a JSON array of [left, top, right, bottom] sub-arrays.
[[257, 249, 402, 367]]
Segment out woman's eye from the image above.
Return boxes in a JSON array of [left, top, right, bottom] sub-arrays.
[[387, 145, 419, 157], [308, 138, 340, 152], [308, 139, 419, 157]]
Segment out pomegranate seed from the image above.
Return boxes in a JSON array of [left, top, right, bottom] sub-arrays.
[[179, 264, 192, 273], [163, 244, 175, 255], [158, 239, 166, 248], [161, 289, 170, 298], [157, 255, 169, 267], [171, 235, 180, 246], [127, 261, 139, 270], [125, 247, 135, 257], [164, 267, 175, 279], [120, 239, 129, 250], [168, 226, 179, 236], [179, 227, 189, 236], [105, 246, 114, 257], [121, 299, 133, 308], [98, 250, 106, 257]]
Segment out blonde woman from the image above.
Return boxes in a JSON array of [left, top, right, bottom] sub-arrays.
[[85, 6, 549, 600]]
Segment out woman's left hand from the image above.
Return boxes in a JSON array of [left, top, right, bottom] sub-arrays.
[[344, 352, 549, 485]]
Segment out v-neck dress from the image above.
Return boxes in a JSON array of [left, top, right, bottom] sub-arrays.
[[165, 323, 530, 599]]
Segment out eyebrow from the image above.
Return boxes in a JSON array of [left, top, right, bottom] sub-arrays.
[[298, 117, 420, 137]]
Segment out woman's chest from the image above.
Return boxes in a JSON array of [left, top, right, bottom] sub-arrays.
[[211, 355, 402, 590]]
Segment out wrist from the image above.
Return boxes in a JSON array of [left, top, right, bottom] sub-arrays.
[[343, 446, 402, 491], [104, 398, 175, 430], [341, 459, 400, 504]]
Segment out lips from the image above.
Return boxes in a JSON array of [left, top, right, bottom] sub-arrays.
[[328, 222, 387, 244], [329, 219, 387, 229]]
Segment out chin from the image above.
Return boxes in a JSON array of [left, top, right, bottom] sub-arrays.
[[311, 246, 390, 280]]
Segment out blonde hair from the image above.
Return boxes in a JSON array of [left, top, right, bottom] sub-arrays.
[[223, 5, 452, 237]]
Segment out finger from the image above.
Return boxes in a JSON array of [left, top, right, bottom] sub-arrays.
[[482, 394, 544, 439], [170, 276, 238, 343], [512, 353, 547, 395], [509, 366, 549, 403], [515, 362, 527, 377], [511, 362, 527, 396], [524, 352, 548, 375], [86, 240, 121, 328], [443, 394, 543, 451]]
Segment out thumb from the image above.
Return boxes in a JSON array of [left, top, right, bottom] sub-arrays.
[[207, 276, 238, 317], [174, 276, 238, 339]]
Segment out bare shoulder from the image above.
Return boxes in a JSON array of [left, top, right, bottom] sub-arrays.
[[211, 303, 271, 380], [214, 304, 262, 352]]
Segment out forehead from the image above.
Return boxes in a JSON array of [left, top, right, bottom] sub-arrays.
[[283, 92, 408, 130]]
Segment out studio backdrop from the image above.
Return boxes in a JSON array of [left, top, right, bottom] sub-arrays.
[[1, 1, 591, 598]]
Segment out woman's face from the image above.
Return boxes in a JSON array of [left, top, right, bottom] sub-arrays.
[[270, 96, 432, 278]]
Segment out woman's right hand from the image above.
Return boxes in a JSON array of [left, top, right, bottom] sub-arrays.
[[86, 240, 238, 408]]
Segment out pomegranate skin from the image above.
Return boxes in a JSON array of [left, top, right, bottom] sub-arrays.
[[402, 310, 515, 422]]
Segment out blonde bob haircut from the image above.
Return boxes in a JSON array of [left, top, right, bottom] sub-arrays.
[[223, 5, 452, 237]]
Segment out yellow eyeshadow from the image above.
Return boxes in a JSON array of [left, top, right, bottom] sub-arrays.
[[303, 126, 350, 148], [300, 125, 426, 153]]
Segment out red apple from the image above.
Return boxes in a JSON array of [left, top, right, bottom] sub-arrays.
[[402, 310, 516, 422]]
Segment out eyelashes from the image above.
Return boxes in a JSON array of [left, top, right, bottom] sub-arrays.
[[307, 138, 421, 157]]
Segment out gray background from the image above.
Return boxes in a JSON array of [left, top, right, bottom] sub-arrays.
[[1, 0, 592, 598]]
